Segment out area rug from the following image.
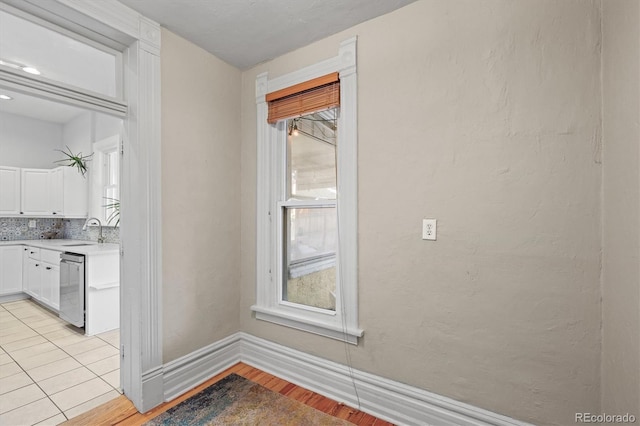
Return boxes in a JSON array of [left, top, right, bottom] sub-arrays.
[[144, 373, 352, 425]]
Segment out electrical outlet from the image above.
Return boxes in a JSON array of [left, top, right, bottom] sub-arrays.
[[422, 219, 436, 240], [28, 220, 36, 229]]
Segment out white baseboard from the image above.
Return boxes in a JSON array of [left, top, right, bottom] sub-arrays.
[[162, 333, 241, 401], [162, 332, 532, 426], [0, 293, 29, 304]]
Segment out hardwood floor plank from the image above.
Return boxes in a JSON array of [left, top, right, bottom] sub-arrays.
[[62, 395, 138, 426], [60, 362, 393, 425]]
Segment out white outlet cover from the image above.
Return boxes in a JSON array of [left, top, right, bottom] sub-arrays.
[[422, 219, 437, 240]]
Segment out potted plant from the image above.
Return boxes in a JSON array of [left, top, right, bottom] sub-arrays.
[[55, 145, 94, 176]]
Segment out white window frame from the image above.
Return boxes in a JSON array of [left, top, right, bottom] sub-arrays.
[[252, 37, 363, 344], [91, 135, 121, 226]]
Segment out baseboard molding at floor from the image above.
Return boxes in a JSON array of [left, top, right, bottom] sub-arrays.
[[161, 332, 532, 426], [162, 333, 241, 402], [0, 293, 29, 304]]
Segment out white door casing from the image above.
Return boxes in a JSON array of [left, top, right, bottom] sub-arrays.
[[0, 0, 164, 412]]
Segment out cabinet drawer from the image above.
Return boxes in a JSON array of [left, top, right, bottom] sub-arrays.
[[27, 247, 40, 260], [41, 249, 61, 265]]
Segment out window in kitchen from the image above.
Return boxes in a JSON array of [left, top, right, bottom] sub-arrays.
[[251, 38, 362, 344], [90, 134, 121, 226]]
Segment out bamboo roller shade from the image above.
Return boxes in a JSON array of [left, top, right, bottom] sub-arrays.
[[266, 72, 340, 123]]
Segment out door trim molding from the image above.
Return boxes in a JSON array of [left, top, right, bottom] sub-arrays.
[[1, 0, 164, 412]]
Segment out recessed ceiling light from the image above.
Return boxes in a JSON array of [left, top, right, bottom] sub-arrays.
[[22, 66, 41, 75], [0, 94, 13, 100]]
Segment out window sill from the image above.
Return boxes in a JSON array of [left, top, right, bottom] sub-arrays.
[[250, 305, 363, 345]]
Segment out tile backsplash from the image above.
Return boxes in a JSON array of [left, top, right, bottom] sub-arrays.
[[0, 217, 119, 244]]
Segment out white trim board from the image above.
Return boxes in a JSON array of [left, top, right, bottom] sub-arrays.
[[1, 0, 164, 412], [162, 333, 533, 426]]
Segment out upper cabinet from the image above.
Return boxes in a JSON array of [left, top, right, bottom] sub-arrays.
[[63, 166, 88, 218], [0, 166, 88, 217], [0, 167, 21, 215], [21, 168, 52, 215]]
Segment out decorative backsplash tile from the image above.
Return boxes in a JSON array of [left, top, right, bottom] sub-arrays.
[[0, 217, 119, 244], [63, 219, 119, 243]]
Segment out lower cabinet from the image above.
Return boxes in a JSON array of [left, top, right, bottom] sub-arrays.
[[25, 258, 41, 299], [23, 247, 60, 311], [40, 263, 60, 310], [0, 246, 23, 296]]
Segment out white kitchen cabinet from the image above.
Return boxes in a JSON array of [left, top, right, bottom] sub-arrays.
[[40, 262, 60, 310], [62, 167, 88, 218], [23, 247, 60, 311], [0, 167, 21, 215], [39, 249, 61, 310], [0, 246, 23, 296], [21, 169, 51, 216], [2, 166, 87, 217], [22, 247, 29, 293], [26, 258, 42, 299], [49, 167, 64, 216]]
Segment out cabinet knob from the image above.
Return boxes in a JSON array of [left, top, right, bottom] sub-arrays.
[[35, 264, 39, 267], [20, 212, 23, 214], [46, 267, 52, 270], [52, 212, 57, 215], [30, 251, 35, 254]]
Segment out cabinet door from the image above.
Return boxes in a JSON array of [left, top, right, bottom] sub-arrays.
[[49, 168, 64, 216], [40, 263, 60, 310], [21, 169, 50, 216], [0, 167, 21, 215], [62, 167, 88, 218], [22, 247, 30, 292], [26, 258, 41, 299], [50, 264, 60, 310], [0, 246, 23, 295]]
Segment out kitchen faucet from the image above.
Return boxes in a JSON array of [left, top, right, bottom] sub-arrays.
[[83, 217, 105, 243]]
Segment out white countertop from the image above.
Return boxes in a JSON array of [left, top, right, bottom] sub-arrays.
[[0, 239, 119, 256]]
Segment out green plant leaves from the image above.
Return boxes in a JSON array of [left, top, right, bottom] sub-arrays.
[[54, 145, 94, 176]]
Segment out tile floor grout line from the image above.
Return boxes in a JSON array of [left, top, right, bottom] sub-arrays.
[[3, 301, 118, 377], [1, 300, 122, 424], [0, 311, 68, 424], [1, 300, 121, 424]]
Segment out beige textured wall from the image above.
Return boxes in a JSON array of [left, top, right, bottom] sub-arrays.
[[239, 1, 602, 424], [601, 0, 640, 419], [161, 29, 242, 362]]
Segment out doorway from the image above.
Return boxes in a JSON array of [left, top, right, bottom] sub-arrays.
[[0, 0, 163, 414]]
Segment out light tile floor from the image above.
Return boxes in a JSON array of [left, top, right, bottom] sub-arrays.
[[0, 299, 121, 425]]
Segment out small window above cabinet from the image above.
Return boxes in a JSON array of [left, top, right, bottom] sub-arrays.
[[89, 135, 120, 227]]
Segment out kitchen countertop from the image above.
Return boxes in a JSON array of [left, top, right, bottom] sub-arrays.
[[0, 239, 119, 256]]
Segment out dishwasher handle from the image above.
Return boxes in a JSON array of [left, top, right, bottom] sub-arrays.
[[60, 252, 85, 263]]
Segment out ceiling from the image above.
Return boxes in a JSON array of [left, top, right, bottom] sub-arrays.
[[118, 0, 418, 70], [0, 0, 418, 122]]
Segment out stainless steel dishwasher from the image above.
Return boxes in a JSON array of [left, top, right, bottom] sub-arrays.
[[59, 252, 85, 327]]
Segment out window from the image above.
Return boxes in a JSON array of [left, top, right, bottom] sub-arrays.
[[283, 109, 338, 312], [90, 134, 120, 226], [251, 38, 362, 344]]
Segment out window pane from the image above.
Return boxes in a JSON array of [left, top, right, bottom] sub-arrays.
[[287, 109, 337, 200], [106, 151, 119, 186], [283, 206, 336, 311], [0, 11, 118, 98]]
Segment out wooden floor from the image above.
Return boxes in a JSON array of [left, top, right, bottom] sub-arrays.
[[62, 362, 394, 425]]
